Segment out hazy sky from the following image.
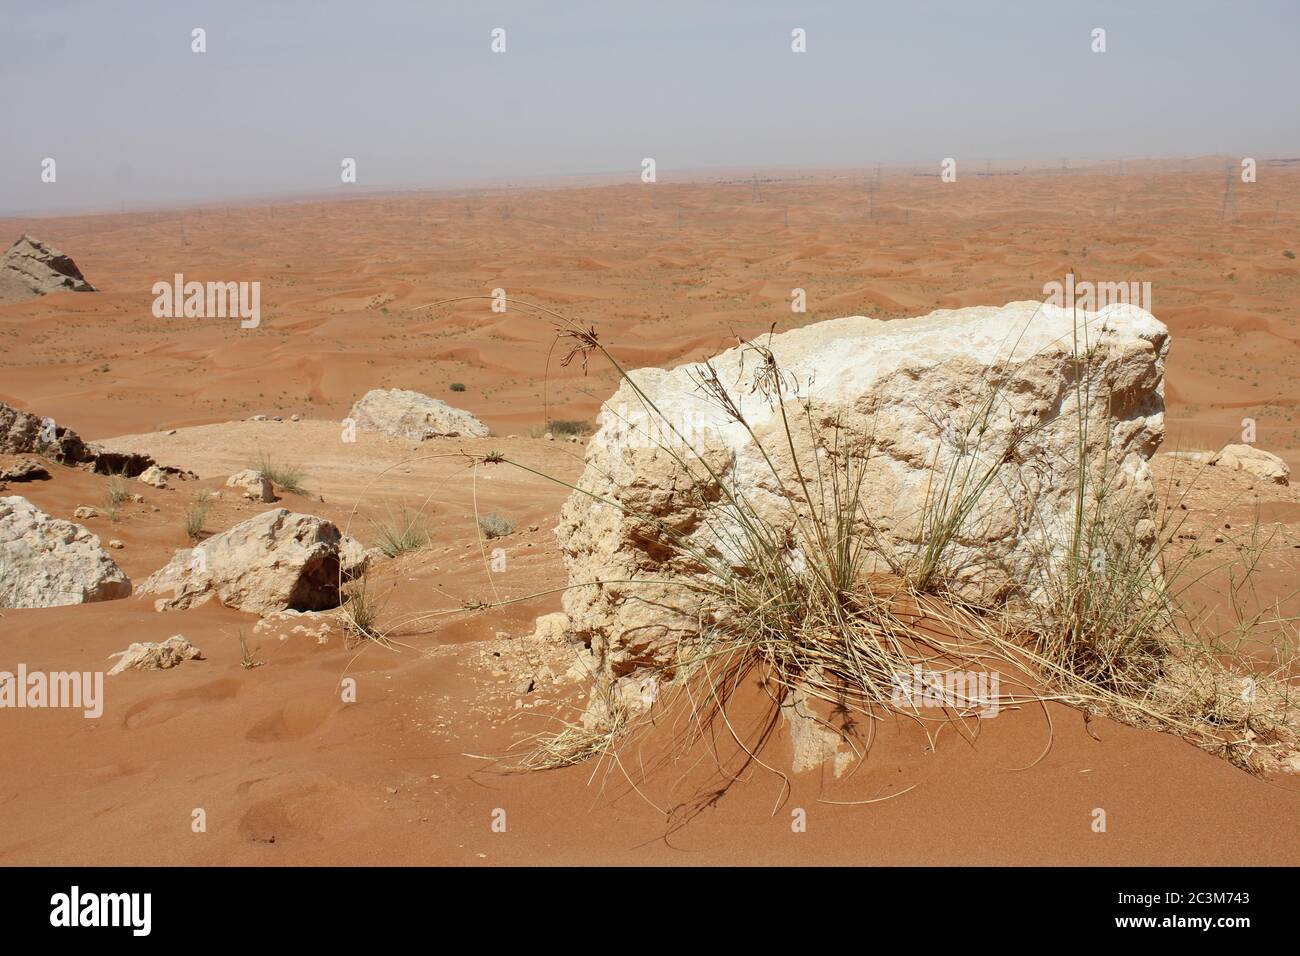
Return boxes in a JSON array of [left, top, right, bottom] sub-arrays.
[[2, 0, 1297, 214]]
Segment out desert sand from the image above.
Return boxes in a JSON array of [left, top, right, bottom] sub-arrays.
[[1, 160, 1297, 865]]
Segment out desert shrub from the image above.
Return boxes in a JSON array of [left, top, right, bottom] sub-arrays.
[[547, 419, 591, 436], [253, 452, 306, 495], [375, 504, 429, 558], [340, 571, 386, 647], [183, 494, 210, 541], [450, 382, 466, 392], [477, 512, 514, 538], [238, 631, 263, 670], [104, 474, 129, 522]]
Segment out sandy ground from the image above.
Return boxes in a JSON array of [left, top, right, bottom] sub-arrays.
[[1, 163, 1298, 865]]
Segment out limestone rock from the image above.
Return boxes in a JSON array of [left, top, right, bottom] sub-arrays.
[[0, 401, 157, 476], [138, 465, 168, 488], [226, 468, 275, 502], [0, 457, 49, 482], [1211, 444, 1290, 485], [107, 635, 202, 676], [525, 612, 570, 644], [0, 496, 130, 608], [338, 534, 373, 580], [348, 388, 489, 441], [139, 509, 349, 614], [556, 301, 1169, 719], [0, 235, 95, 304]]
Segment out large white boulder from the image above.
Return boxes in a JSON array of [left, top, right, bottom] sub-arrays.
[[140, 509, 361, 614], [0, 496, 130, 607], [1211, 443, 1290, 485], [347, 388, 489, 440], [555, 301, 1169, 713]]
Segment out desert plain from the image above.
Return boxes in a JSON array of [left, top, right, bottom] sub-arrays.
[[1, 159, 1298, 865]]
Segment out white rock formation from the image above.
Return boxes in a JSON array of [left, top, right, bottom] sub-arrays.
[[1211, 443, 1290, 485], [0, 234, 95, 303], [556, 301, 1169, 721], [137, 465, 168, 488], [348, 388, 489, 440], [0, 457, 48, 482], [226, 468, 275, 502], [139, 509, 360, 614], [0, 496, 130, 607], [107, 635, 202, 675], [525, 611, 570, 644]]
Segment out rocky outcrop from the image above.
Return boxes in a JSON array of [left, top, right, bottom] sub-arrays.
[[0, 401, 155, 476], [0, 496, 130, 608], [348, 388, 489, 440], [0, 235, 95, 304], [1211, 443, 1290, 485], [226, 469, 275, 502], [107, 635, 203, 676], [0, 457, 49, 482], [525, 612, 570, 644], [139, 509, 364, 614], [556, 301, 1169, 720], [137, 465, 169, 488]]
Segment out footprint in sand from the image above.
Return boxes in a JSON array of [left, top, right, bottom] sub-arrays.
[[121, 678, 242, 730], [244, 698, 336, 743]]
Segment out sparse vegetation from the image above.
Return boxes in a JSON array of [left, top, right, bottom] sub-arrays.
[[340, 571, 386, 647], [105, 474, 128, 522], [547, 419, 590, 436], [449, 382, 466, 392], [1284, 250, 1296, 260], [238, 631, 263, 669], [527, 419, 592, 438], [254, 453, 307, 495], [477, 512, 515, 538], [183, 494, 210, 541], [374, 504, 429, 558]]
